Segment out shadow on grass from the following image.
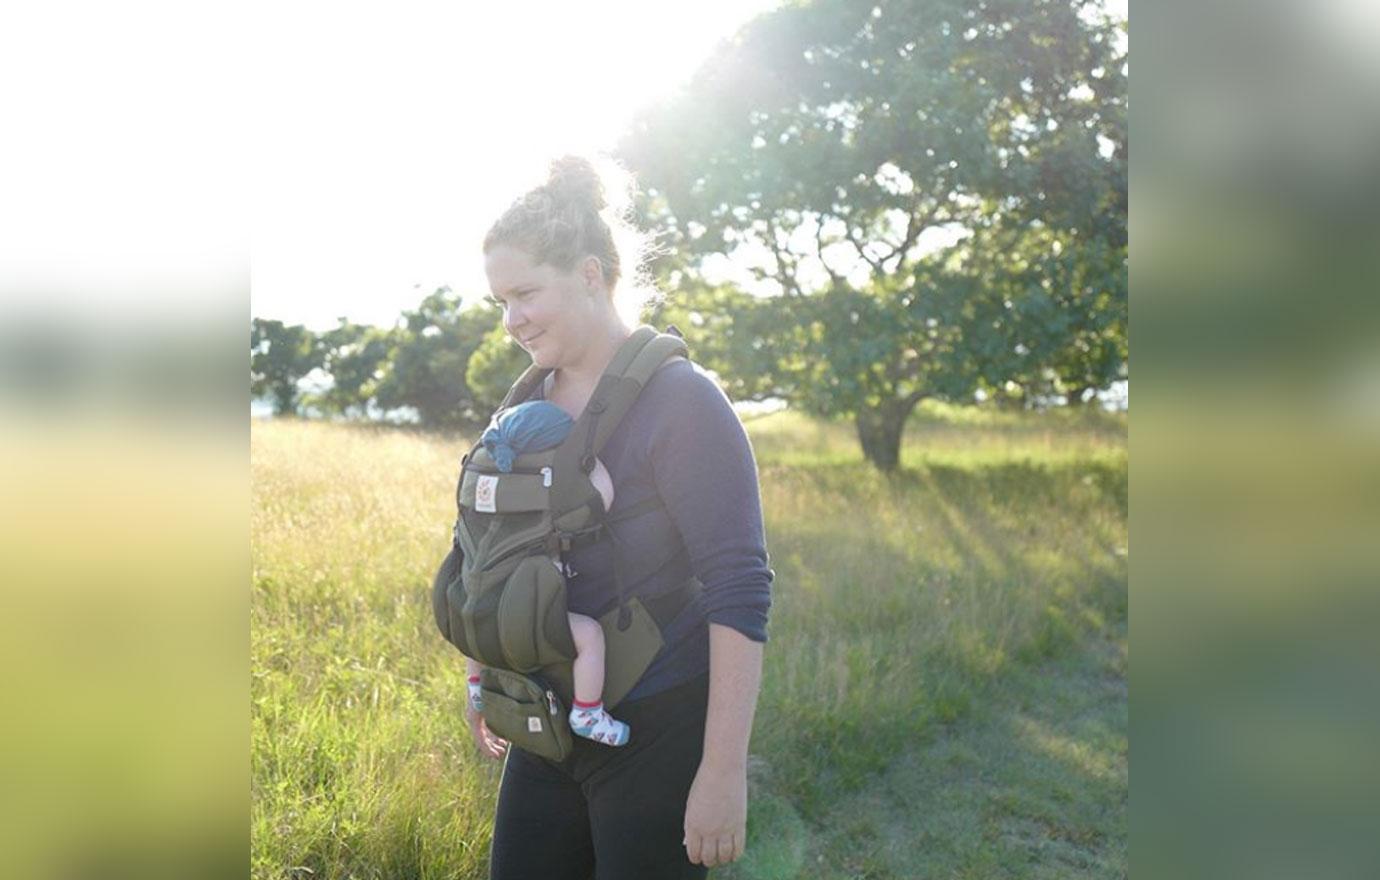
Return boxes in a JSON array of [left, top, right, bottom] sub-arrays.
[[728, 629, 1128, 880], [753, 457, 1127, 822]]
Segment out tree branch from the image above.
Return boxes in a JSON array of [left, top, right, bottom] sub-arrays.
[[762, 214, 803, 296], [814, 217, 845, 288], [843, 223, 884, 276], [885, 205, 928, 273], [902, 388, 928, 410]]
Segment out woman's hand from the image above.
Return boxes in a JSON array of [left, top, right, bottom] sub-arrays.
[[683, 761, 747, 867], [465, 703, 508, 760], [684, 625, 763, 867]]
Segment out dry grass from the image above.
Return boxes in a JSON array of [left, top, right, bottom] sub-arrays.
[[251, 410, 1127, 879]]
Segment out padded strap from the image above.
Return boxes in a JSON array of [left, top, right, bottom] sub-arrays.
[[550, 326, 687, 519], [587, 333, 689, 457], [500, 362, 552, 411]]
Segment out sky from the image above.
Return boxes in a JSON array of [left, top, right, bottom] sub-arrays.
[[0, 1, 1127, 338], [248, 0, 1128, 332], [251, 0, 783, 331]]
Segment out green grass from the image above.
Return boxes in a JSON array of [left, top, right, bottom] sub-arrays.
[[251, 407, 1127, 879], [726, 628, 1128, 880]]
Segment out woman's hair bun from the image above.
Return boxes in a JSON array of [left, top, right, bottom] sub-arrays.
[[545, 155, 607, 213], [486, 153, 656, 317]]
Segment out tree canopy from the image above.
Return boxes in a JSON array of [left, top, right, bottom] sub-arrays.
[[622, 0, 1127, 468]]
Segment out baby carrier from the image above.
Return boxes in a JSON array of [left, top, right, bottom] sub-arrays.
[[432, 325, 701, 759]]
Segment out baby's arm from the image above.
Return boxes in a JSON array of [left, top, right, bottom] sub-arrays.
[[465, 656, 484, 713]]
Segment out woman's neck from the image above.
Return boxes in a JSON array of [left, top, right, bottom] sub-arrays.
[[548, 317, 632, 405]]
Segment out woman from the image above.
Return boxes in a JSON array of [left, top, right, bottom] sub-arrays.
[[469, 155, 773, 878]]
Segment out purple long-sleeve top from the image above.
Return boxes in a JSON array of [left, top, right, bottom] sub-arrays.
[[533, 357, 773, 702]]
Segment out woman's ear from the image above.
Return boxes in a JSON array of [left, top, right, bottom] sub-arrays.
[[581, 255, 604, 293]]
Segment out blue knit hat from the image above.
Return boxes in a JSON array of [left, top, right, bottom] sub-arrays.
[[480, 400, 574, 472]]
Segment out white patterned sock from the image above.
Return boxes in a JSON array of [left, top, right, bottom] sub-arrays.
[[568, 701, 630, 746]]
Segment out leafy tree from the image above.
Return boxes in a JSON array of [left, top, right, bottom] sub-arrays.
[[307, 318, 397, 418], [465, 319, 535, 418], [372, 287, 498, 428], [250, 318, 321, 416], [647, 283, 787, 405], [621, 0, 1127, 469], [961, 219, 1127, 408]]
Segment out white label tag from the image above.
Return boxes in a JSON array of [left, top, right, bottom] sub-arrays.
[[527, 717, 543, 733], [475, 475, 498, 513]]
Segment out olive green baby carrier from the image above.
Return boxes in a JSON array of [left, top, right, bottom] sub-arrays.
[[432, 326, 700, 760]]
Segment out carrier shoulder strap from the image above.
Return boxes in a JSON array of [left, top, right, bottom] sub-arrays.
[[586, 326, 688, 455], [548, 326, 688, 517], [495, 325, 685, 430], [499, 362, 552, 411]]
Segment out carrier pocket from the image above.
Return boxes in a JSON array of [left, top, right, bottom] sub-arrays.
[[479, 667, 572, 762], [496, 554, 577, 672], [459, 448, 555, 514]]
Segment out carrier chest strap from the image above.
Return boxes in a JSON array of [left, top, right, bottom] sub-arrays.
[[545, 493, 668, 555]]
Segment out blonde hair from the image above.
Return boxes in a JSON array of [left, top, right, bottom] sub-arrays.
[[484, 155, 658, 323]]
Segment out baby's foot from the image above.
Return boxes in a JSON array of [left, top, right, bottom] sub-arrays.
[[569, 700, 630, 746]]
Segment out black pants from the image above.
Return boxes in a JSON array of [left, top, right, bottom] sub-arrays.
[[489, 673, 710, 880]]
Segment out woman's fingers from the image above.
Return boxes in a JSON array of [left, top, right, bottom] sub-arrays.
[[467, 711, 508, 760], [715, 835, 736, 866], [480, 719, 509, 759], [685, 833, 742, 868], [683, 832, 702, 866]]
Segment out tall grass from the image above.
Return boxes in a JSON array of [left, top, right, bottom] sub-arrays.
[[251, 409, 1126, 879]]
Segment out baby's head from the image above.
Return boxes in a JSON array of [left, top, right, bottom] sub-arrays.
[[484, 401, 572, 472], [484, 400, 615, 510]]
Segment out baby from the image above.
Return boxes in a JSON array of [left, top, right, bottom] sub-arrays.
[[464, 400, 630, 747]]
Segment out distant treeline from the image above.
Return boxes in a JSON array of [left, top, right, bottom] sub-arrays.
[[251, 290, 521, 430]]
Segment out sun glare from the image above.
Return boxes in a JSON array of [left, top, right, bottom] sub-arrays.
[[252, 0, 780, 330]]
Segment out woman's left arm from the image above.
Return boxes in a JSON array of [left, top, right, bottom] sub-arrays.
[[683, 623, 763, 868], [644, 365, 773, 867]]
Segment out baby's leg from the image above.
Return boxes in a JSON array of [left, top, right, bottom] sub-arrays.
[[566, 612, 629, 746], [567, 613, 607, 705]]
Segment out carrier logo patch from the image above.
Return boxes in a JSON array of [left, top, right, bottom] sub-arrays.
[[475, 475, 498, 513], [527, 717, 543, 733]]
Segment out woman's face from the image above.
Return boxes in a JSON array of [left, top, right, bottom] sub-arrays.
[[484, 245, 601, 370]]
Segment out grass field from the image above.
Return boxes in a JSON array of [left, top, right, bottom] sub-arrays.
[[251, 405, 1127, 879]]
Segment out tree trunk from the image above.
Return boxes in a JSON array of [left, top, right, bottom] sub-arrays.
[[855, 398, 918, 473]]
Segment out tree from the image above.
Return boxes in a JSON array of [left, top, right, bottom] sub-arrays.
[[962, 219, 1127, 408], [621, 0, 1127, 469], [250, 319, 320, 416], [372, 287, 498, 429], [309, 319, 396, 418], [647, 282, 788, 405], [464, 319, 536, 418]]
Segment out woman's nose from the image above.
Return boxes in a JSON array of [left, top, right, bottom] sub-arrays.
[[502, 303, 524, 337]]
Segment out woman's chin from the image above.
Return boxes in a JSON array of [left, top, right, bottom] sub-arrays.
[[528, 349, 554, 369]]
